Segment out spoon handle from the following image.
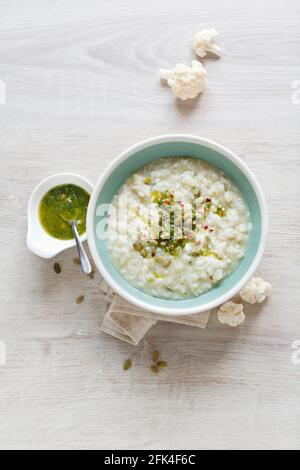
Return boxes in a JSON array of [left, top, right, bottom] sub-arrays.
[[72, 222, 92, 275]]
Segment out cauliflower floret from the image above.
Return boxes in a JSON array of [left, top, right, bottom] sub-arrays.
[[193, 29, 221, 58], [239, 277, 272, 304], [159, 61, 207, 101], [217, 301, 245, 327]]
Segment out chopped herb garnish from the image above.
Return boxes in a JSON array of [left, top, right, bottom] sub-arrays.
[[204, 199, 212, 220], [133, 191, 223, 260], [192, 187, 201, 198], [151, 189, 174, 205]]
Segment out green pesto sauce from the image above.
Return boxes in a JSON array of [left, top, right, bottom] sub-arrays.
[[39, 184, 90, 240]]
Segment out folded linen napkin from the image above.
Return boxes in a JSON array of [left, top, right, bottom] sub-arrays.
[[100, 279, 211, 345]]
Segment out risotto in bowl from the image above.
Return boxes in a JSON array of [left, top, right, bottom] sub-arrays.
[[87, 135, 268, 316]]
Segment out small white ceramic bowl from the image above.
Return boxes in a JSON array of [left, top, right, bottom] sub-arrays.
[[27, 173, 94, 259]]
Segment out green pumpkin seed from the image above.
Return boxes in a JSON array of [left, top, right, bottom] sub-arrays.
[[54, 263, 61, 274], [157, 361, 168, 369], [152, 351, 160, 362], [76, 295, 84, 304], [123, 359, 132, 371], [155, 256, 171, 268], [73, 257, 81, 265], [133, 243, 143, 252], [216, 206, 225, 217], [150, 365, 159, 374]]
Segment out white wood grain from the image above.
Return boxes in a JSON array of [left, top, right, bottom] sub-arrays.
[[0, 0, 300, 450]]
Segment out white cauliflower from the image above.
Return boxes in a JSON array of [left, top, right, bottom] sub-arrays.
[[239, 277, 272, 304], [159, 61, 207, 101], [193, 29, 221, 58], [217, 301, 245, 327]]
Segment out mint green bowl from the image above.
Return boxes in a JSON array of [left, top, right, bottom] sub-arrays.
[[87, 135, 268, 316]]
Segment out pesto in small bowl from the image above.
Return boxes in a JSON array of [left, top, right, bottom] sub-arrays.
[[39, 184, 90, 240]]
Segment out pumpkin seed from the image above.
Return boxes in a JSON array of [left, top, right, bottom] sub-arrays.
[[152, 351, 160, 362], [157, 361, 168, 369], [155, 256, 171, 268], [76, 295, 84, 304], [73, 257, 81, 265], [216, 206, 225, 217], [54, 263, 61, 274], [133, 243, 143, 252], [123, 359, 132, 371], [150, 365, 159, 374], [144, 177, 152, 185]]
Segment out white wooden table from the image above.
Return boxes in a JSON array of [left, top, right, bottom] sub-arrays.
[[0, 0, 300, 450]]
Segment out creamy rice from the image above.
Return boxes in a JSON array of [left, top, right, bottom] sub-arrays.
[[107, 157, 252, 300]]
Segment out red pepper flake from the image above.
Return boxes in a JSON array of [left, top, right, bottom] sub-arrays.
[[204, 224, 209, 230], [164, 200, 170, 206], [209, 228, 214, 232], [206, 197, 212, 203]]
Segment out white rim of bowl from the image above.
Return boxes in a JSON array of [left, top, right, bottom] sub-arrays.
[[87, 134, 268, 316]]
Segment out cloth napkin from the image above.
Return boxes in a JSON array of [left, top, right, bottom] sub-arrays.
[[99, 279, 211, 345]]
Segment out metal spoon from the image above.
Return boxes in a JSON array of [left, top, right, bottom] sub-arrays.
[[71, 221, 92, 274], [60, 215, 92, 274]]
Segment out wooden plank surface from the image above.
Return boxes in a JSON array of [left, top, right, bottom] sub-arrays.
[[0, 0, 300, 450]]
